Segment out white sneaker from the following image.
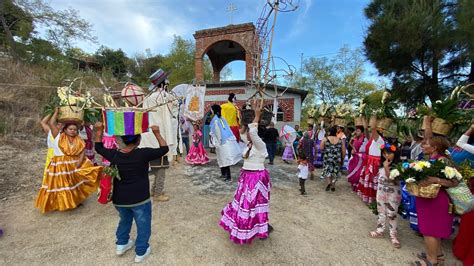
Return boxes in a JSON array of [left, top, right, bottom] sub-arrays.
[[134, 246, 151, 263], [116, 239, 134, 256]]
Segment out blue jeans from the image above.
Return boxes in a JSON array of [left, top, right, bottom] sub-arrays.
[[182, 136, 189, 155], [266, 143, 277, 163], [115, 201, 152, 256]]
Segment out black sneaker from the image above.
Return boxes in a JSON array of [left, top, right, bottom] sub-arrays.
[[301, 191, 307, 195], [219, 175, 226, 179], [268, 224, 274, 234], [224, 178, 231, 183]]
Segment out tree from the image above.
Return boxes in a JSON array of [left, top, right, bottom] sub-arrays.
[[127, 53, 165, 86], [95, 46, 128, 79], [455, 0, 474, 82], [294, 46, 377, 107], [0, 0, 33, 56], [0, 0, 96, 58], [161, 36, 196, 87], [364, 0, 473, 107]]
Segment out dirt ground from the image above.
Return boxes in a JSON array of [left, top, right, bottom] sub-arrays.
[[0, 142, 459, 265]]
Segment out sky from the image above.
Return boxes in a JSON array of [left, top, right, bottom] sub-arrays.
[[49, 0, 379, 81]]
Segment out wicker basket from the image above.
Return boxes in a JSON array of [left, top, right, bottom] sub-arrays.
[[334, 117, 346, 127], [406, 183, 441, 198], [354, 116, 366, 126], [241, 109, 255, 125], [431, 118, 453, 136], [376, 118, 393, 130], [369, 115, 377, 128], [318, 117, 332, 126], [58, 106, 84, 123]]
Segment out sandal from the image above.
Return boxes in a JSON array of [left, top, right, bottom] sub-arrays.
[[369, 231, 384, 238], [417, 253, 444, 262], [413, 258, 438, 266], [390, 234, 401, 249]]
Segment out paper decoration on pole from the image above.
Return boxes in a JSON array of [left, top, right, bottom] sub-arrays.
[[183, 85, 206, 121], [103, 109, 149, 136], [280, 124, 297, 142]]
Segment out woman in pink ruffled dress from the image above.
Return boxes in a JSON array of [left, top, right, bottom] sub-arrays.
[[219, 108, 273, 244], [185, 123, 209, 165], [347, 125, 367, 191]]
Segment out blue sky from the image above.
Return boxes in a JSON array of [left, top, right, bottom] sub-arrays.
[[50, 0, 379, 81]]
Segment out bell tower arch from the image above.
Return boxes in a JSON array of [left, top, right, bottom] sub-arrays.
[[194, 23, 257, 82]]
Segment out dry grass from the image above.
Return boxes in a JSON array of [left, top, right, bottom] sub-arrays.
[[0, 59, 117, 137]]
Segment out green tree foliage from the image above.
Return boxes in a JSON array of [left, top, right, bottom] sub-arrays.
[[0, 0, 33, 55], [161, 36, 196, 87], [0, 0, 96, 59], [456, 0, 474, 81], [127, 53, 165, 86], [94, 46, 128, 79], [364, 0, 473, 107], [294, 46, 377, 106]]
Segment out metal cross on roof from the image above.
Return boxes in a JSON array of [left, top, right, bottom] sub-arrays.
[[226, 3, 237, 25]]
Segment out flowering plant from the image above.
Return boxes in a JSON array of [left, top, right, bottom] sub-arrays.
[[395, 160, 463, 183], [103, 165, 121, 180], [357, 99, 367, 116], [374, 90, 397, 119], [318, 103, 331, 117], [307, 106, 318, 118], [334, 104, 352, 118]]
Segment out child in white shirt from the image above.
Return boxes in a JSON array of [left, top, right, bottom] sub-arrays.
[[297, 155, 309, 195]]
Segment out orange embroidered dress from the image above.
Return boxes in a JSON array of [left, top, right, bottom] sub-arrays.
[[35, 133, 102, 213]]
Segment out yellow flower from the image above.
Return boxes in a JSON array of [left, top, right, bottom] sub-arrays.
[[418, 161, 431, 168], [412, 162, 424, 172]]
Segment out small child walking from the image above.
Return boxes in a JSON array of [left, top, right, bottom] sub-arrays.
[[185, 122, 210, 165], [369, 143, 402, 248], [297, 155, 309, 195]]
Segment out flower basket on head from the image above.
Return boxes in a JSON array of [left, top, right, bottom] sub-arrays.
[[58, 106, 84, 123], [376, 118, 393, 130], [431, 117, 453, 136], [318, 116, 332, 126], [103, 108, 149, 136], [406, 183, 441, 198], [241, 109, 256, 125], [354, 116, 366, 126], [333, 117, 346, 127]]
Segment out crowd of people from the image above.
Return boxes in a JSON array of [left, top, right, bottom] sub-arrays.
[[4, 84, 468, 265]]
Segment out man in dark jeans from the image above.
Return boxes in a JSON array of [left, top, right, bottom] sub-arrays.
[[263, 122, 279, 165], [94, 122, 168, 263]]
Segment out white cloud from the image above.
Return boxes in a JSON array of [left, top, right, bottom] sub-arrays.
[[49, 0, 193, 56], [284, 0, 313, 40]]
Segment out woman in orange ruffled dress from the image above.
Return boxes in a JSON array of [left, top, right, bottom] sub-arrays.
[[35, 107, 102, 213]]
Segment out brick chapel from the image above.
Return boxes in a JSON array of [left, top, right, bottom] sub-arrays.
[[193, 23, 306, 145]]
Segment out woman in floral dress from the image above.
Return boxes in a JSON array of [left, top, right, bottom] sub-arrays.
[[320, 126, 346, 192]]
